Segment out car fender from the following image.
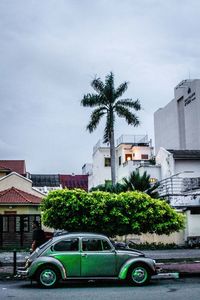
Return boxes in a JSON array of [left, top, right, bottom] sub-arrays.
[[28, 256, 67, 280], [118, 258, 155, 280]]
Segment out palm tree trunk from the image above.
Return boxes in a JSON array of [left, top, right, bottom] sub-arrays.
[[110, 130, 116, 186]]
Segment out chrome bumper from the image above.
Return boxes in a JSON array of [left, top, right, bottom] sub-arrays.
[[17, 268, 29, 277]]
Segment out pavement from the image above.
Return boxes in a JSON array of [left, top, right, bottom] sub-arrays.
[[1, 249, 200, 279]]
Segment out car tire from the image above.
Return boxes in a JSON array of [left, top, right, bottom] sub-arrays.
[[36, 265, 60, 288], [127, 263, 151, 286]]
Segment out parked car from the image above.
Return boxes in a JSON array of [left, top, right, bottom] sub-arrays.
[[17, 232, 158, 288]]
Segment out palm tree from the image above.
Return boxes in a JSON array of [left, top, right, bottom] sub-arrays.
[[122, 170, 160, 198], [81, 72, 141, 185]]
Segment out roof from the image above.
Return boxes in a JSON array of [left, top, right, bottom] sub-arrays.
[[30, 174, 60, 187], [59, 175, 88, 191], [0, 160, 26, 175], [167, 150, 200, 160], [0, 187, 42, 204]]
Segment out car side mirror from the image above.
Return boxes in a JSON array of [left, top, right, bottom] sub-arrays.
[[50, 246, 54, 251]]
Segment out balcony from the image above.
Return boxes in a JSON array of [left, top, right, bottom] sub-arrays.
[[158, 176, 200, 207], [117, 134, 149, 146]]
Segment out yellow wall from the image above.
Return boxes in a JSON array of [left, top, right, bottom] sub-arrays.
[[0, 205, 40, 215]]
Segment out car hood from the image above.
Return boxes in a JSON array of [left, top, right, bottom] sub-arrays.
[[116, 248, 145, 257]]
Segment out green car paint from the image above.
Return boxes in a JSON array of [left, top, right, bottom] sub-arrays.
[[18, 233, 157, 286]]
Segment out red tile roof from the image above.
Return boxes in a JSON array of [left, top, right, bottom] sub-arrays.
[[0, 187, 42, 204], [59, 175, 88, 191], [0, 160, 26, 175]]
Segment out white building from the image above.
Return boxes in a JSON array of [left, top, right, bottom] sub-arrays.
[[154, 79, 200, 154], [86, 134, 154, 190]]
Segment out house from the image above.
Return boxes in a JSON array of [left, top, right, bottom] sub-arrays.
[[0, 172, 44, 248], [59, 175, 88, 191], [86, 134, 154, 190], [0, 160, 26, 178], [30, 174, 89, 194]]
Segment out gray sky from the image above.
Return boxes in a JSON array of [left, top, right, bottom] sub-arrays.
[[0, 0, 200, 174]]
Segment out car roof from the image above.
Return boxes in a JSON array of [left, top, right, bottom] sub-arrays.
[[52, 232, 109, 242]]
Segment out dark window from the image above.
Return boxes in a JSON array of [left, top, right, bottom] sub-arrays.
[[119, 156, 121, 166], [141, 154, 148, 159], [15, 216, 29, 232], [104, 157, 111, 167], [82, 238, 112, 251], [3, 216, 9, 232], [54, 239, 79, 251], [102, 239, 112, 250], [82, 238, 103, 251]]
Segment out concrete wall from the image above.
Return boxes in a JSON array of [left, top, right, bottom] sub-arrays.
[[154, 79, 200, 153], [185, 210, 200, 237], [118, 231, 185, 246]]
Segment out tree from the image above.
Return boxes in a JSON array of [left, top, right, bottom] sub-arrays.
[[81, 72, 141, 185], [90, 182, 126, 193], [41, 189, 184, 237], [123, 170, 160, 198]]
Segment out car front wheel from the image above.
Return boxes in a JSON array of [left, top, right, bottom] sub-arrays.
[[127, 264, 151, 286], [36, 265, 60, 288]]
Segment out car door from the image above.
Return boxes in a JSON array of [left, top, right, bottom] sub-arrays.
[[50, 238, 81, 276], [81, 237, 117, 277]]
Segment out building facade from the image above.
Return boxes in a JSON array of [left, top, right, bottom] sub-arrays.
[[85, 134, 154, 190], [154, 79, 200, 153]]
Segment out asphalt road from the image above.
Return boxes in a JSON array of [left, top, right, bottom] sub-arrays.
[[1, 277, 200, 300]]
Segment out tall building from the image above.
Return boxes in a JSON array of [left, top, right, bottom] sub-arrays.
[[154, 79, 200, 153]]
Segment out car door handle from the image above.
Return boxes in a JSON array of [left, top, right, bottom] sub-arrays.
[[81, 253, 87, 257]]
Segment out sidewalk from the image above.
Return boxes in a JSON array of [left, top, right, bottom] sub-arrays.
[[1, 249, 200, 279]]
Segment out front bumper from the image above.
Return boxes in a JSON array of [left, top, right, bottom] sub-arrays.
[[17, 267, 29, 278]]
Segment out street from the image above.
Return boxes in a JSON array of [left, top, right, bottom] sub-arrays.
[[0, 277, 200, 300]]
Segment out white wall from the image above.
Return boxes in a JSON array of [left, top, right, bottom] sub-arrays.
[[185, 210, 200, 237]]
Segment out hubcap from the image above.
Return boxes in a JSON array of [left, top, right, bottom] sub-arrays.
[[40, 269, 57, 286], [131, 267, 147, 284]]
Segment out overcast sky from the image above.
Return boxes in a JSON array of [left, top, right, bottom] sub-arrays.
[[0, 0, 200, 174]]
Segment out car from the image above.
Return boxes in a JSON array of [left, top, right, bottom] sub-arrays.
[[17, 232, 158, 288]]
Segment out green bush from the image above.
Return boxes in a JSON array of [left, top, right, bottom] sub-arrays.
[[41, 189, 185, 237]]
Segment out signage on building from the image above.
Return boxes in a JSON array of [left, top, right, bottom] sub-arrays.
[[184, 92, 196, 106]]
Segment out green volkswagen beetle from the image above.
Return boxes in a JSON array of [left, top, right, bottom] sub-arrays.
[[18, 232, 157, 288]]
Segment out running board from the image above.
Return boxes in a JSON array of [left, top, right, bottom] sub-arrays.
[[65, 277, 119, 280]]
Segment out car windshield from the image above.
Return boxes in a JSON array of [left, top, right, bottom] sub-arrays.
[[38, 239, 53, 250]]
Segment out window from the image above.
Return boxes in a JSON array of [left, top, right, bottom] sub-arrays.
[[2, 216, 9, 232], [104, 157, 111, 167], [82, 238, 112, 251], [102, 239, 112, 250], [125, 154, 132, 161], [119, 156, 121, 166], [15, 216, 29, 232], [141, 154, 148, 159], [54, 238, 79, 251]]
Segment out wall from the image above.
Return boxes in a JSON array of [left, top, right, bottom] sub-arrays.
[[154, 79, 200, 152], [117, 231, 185, 246], [0, 205, 40, 215], [185, 210, 200, 237], [0, 173, 44, 197], [154, 98, 179, 154], [91, 147, 111, 188]]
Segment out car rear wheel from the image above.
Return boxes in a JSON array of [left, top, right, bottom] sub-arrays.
[[127, 264, 151, 286], [36, 265, 60, 288]]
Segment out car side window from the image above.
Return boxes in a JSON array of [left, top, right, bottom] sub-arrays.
[[82, 238, 112, 251], [82, 238, 103, 251], [102, 239, 112, 250], [54, 238, 79, 252]]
